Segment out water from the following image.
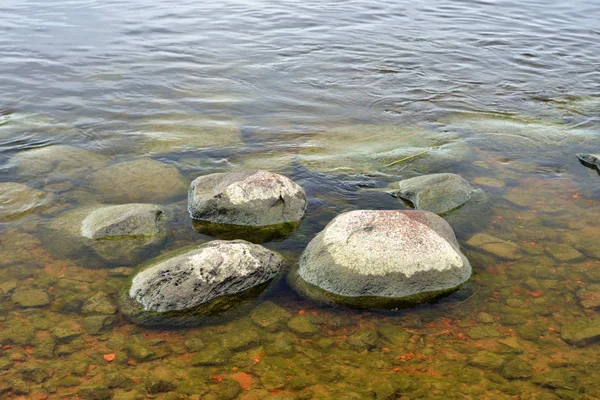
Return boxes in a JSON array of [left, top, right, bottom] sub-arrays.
[[1, 0, 599, 398]]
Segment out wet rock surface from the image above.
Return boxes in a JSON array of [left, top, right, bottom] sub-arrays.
[[577, 153, 600, 170], [390, 173, 473, 215], [122, 240, 283, 325], [290, 210, 471, 308], [188, 170, 307, 226], [80, 203, 164, 240], [0, 183, 52, 222], [88, 158, 188, 203]]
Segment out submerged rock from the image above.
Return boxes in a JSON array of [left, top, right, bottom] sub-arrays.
[[40, 204, 169, 267], [88, 158, 188, 203], [289, 210, 472, 308], [188, 170, 307, 226], [121, 240, 283, 326], [577, 153, 600, 170], [0, 183, 52, 222], [465, 233, 522, 260], [390, 173, 473, 215], [561, 318, 600, 347], [11, 145, 110, 179]]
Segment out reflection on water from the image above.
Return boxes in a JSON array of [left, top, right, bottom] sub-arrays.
[[1, 0, 600, 398]]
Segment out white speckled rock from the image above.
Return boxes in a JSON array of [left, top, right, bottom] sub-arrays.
[[391, 173, 473, 215], [292, 210, 471, 307], [128, 240, 283, 312], [188, 170, 307, 226], [81, 204, 163, 239]]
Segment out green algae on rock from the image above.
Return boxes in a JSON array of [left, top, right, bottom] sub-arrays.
[[289, 210, 471, 309], [192, 219, 300, 244], [87, 158, 188, 203], [120, 241, 283, 327]]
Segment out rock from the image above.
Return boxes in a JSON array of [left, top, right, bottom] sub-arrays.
[[40, 204, 169, 267], [501, 358, 533, 380], [145, 377, 176, 394], [82, 315, 115, 335], [576, 284, 600, 309], [470, 352, 505, 369], [191, 348, 232, 366], [82, 292, 117, 315], [466, 325, 501, 339], [250, 301, 292, 332], [183, 337, 205, 353], [473, 177, 505, 188], [390, 173, 473, 215], [287, 315, 318, 337], [0, 279, 18, 295], [51, 326, 82, 344], [188, 170, 307, 226], [11, 145, 110, 179], [577, 153, 600, 170], [81, 203, 164, 239], [0, 183, 51, 222], [465, 233, 522, 260], [546, 243, 584, 262], [560, 318, 600, 346], [125, 337, 157, 362], [218, 379, 242, 400], [531, 369, 579, 390], [122, 240, 282, 326], [221, 329, 261, 351], [290, 210, 471, 308], [12, 289, 49, 307], [88, 158, 187, 203], [78, 385, 112, 400], [347, 329, 380, 351]]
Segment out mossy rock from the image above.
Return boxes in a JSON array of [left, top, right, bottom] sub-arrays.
[[287, 267, 460, 310], [192, 219, 300, 244]]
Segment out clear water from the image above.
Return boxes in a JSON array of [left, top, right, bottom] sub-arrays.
[[1, 0, 599, 398]]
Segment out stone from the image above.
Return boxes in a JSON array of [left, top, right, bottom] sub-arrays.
[[40, 204, 169, 267], [78, 385, 112, 400], [183, 338, 206, 353], [287, 315, 318, 337], [531, 369, 579, 390], [290, 210, 471, 308], [473, 177, 505, 188], [297, 124, 473, 175], [51, 326, 82, 344], [577, 153, 600, 170], [125, 338, 157, 362], [470, 352, 505, 369], [88, 158, 187, 203], [465, 233, 521, 260], [546, 243, 584, 262], [221, 329, 260, 351], [11, 145, 110, 178], [122, 240, 282, 326], [0, 183, 51, 222], [191, 348, 232, 366], [390, 173, 473, 215], [501, 358, 533, 380], [560, 318, 600, 346], [81, 203, 164, 239], [12, 289, 49, 307], [188, 170, 307, 226], [576, 285, 600, 309], [250, 301, 292, 332], [466, 325, 501, 340], [82, 292, 117, 315], [347, 329, 380, 351], [145, 377, 176, 394], [218, 379, 242, 400], [0, 279, 18, 294]]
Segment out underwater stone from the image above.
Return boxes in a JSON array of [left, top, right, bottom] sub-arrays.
[[577, 153, 600, 170], [250, 301, 292, 332], [560, 318, 600, 346], [188, 170, 307, 226], [501, 358, 533, 380], [88, 158, 188, 203], [12, 145, 110, 179], [390, 173, 473, 215], [546, 243, 584, 262], [290, 210, 471, 308], [287, 315, 318, 337], [11, 289, 49, 307], [465, 233, 522, 260], [81, 203, 164, 239], [82, 292, 117, 315], [0, 183, 52, 222], [128, 240, 282, 313], [191, 347, 232, 366]]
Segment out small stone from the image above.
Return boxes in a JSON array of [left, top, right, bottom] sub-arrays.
[[561, 318, 600, 346], [501, 358, 533, 380], [473, 177, 505, 188], [184, 338, 206, 353], [287, 315, 318, 337], [546, 243, 584, 262], [470, 351, 505, 369], [109, 267, 134, 277], [378, 325, 410, 345], [221, 329, 260, 351], [506, 299, 523, 308], [79, 385, 112, 400], [466, 233, 521, 260], [218, 379, 242, 400], [477, 312, 495, 324], [191, 348, 231, 366], [145, 377, 176, 394], [0, 182, 51, 222], [531, 368, 579, 390], [82, 292, 117, 315], [83, 315, 115, 335], [264, 332, 296, 356], [0, 279, 18, 294], [250, 301, 292, 332], [12, 289, 49, 307], [52, 326, 82, 344], [346, 329, 380, 351], [125, 338, 157, 362], [577, 153, 600, 170], [498, 337, 522, 352], [466, 325, 501, 340]]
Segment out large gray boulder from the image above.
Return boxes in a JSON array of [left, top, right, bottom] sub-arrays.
[[390, 173, 473, 215], [0, 183, 52, 222], [121, 240, 283, 326], [290, 210, 471, 308], [577, 153, 600, 170], [188, 170, 307, 226], [88, 158, 187, 203], [40, 203, 169, 267]]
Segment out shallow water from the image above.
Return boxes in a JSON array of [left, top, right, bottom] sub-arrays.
[[1, 0, 600, 398]]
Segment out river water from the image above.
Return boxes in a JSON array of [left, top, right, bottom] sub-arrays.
[[1, 0, 599, 398]]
